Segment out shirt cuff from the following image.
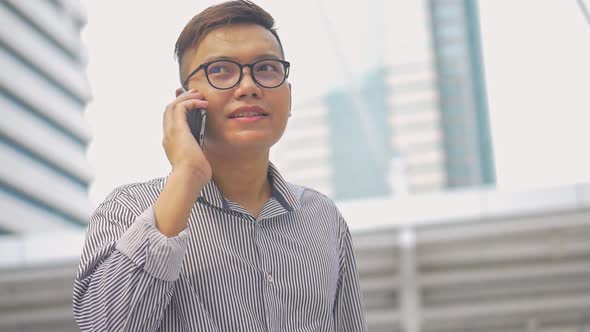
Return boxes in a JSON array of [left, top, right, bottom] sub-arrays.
[[116, 206, 190, 282]]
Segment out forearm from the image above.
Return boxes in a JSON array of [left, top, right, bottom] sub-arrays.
[[74, 206, 190, 331], [154, 165, 208, 237], [73, 251, 175, 332]]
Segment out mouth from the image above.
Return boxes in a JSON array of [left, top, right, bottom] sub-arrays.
[[228, 106, 269, 119]]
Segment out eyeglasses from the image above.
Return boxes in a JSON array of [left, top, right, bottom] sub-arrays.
[[182, 59, 290, 90]]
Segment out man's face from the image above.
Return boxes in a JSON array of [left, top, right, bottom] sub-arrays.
[[181, 24, 291, 154]]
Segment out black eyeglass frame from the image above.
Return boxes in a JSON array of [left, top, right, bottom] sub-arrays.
[[182, 59, 291, 90]]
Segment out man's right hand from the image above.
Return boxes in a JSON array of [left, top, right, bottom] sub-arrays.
[[154, 89, 212, 237], [162, 88, 212, 182]]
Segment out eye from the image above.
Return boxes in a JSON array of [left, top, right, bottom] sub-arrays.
[[207, 61, 237, 75], [209, 66, 223, 74], [255, 61, 280, 72], [208, 65, 227, 74]]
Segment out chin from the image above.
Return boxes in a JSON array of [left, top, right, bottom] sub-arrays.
[[210, 138, 272, 154], [233, 139, 274, 151], [231, 132, 280, 146]]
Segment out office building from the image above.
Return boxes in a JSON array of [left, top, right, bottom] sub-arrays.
[[0, 0, 92, 234], [272, 0, 495, 200]]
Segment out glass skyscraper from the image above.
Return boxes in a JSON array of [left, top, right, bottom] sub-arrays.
[[272, 0, 495, 200], [429, 0, 495, 188]]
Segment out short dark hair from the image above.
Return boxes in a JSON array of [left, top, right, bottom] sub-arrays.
[[174, 0, 284, 71]]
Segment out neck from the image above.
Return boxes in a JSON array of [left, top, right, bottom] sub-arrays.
[[204, 147, 272, 211]]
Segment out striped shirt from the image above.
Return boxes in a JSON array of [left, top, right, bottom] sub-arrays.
[[73, 162, 367, 331]]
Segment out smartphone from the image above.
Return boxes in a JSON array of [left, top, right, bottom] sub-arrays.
[[187, 108, 207, 147], [181, 88, 207, 147]]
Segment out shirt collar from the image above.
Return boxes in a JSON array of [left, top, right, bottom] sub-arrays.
[[267, 161, 301, 211], [196, 161, 301, 212]]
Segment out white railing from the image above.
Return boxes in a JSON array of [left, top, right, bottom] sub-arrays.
[[0, 184, 589, 331]]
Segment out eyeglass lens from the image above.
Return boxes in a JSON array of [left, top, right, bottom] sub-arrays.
[[206, 60, 286, 89]]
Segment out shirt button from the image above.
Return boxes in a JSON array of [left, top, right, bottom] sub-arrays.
[[266, 272, 274, 283]]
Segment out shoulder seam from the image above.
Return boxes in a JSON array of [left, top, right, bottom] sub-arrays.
[[97, 177, 164, 210]]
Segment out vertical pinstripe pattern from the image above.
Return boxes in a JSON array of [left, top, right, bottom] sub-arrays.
[[73, 162, 367, 331]]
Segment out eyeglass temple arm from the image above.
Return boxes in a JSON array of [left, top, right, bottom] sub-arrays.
[[182, 65, 204, 89]]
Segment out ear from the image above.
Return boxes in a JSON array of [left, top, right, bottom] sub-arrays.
[[175, 87, 186, 97], [287, 82, 292, 116]]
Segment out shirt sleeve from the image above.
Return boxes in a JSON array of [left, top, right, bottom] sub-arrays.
[[72, 189, 190, 331], [333, 218, 368, 331]]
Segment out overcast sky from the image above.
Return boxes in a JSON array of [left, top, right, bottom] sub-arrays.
[[81, 1, 590, 208]]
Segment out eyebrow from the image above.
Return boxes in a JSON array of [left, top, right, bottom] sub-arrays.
[[201, 54, 282, 63]]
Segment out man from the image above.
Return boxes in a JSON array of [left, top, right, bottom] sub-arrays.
[[73, 1, 367, 331]]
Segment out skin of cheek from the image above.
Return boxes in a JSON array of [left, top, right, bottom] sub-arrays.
[[179, 26, 292, 152], [197, 86, 291, 152]]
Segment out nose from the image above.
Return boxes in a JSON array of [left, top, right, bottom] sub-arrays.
[[234, 66, 262, 98]]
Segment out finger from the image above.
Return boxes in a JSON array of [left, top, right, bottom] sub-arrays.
[[175, 87, 197, 97], [176, 87, 196, 96], [163, 105, 174, 133], [178, 98, 208, 111], [175, 90, 204, 103], [163, 94, 207, 132], [172, 95, 205, 111], [171, 99, 209, 124], [164, 91, 201, 118]]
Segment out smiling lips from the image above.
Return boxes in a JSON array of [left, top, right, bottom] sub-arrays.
[[228, 106, 269, 120]]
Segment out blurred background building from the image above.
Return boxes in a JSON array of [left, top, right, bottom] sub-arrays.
[[272, 0, 495, 200], [0, 0, 93, 235], [1, 1, 590, 332], [2, 184, 589, 332], [0, 0, 90, 330]]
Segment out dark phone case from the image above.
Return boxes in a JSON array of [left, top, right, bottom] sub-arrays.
[[186, 109, 207, 147]]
